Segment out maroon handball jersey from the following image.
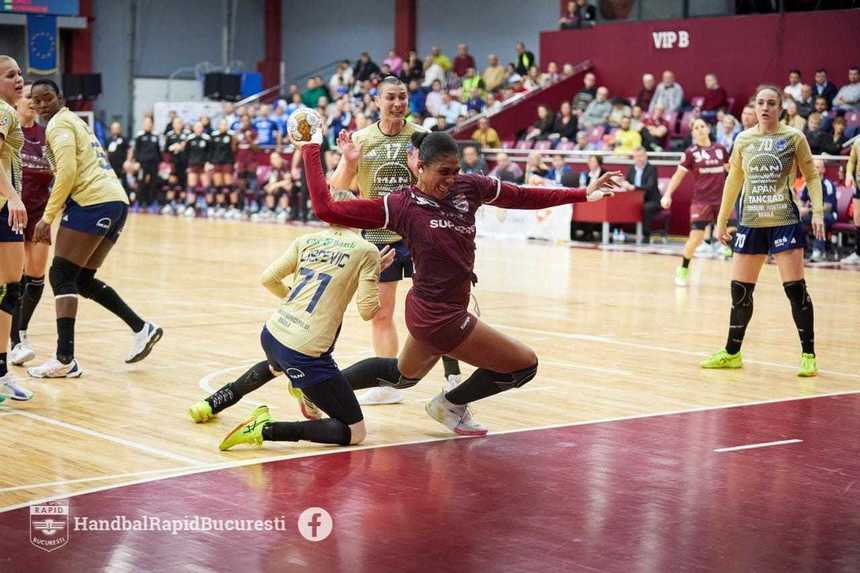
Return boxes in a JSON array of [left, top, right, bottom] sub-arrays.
[[20, 123, 52, 211], [679, 143, 727, 205], [384, 174, 500, 307]]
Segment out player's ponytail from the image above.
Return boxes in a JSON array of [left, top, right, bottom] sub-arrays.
[[411, 131, 458, 166]]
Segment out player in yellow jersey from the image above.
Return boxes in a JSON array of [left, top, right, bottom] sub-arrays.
[[842, 137, 860, 265], [330, 76, 464, 405], [701, 85, 824, 377], [0, 55, 33, 401], [189, 191, 395, 450], [27, 80, 162, 379]]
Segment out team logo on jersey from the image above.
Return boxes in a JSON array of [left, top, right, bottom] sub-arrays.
[[413, 193, 439, 208], [715, 148, 724, 160], [776, 139, 786, 151], [451, 193, 469, 213], [364, 149, 378, 160], [0, 113, 9, 129], [286, 368, 306, 380], [96, 217, 112, 230], [30, 500, 70, 552]]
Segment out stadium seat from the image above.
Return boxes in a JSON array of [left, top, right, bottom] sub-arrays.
[[534, 140, 554, 151], [516, 139, 534, 149], [501, 139, 516, 149], [556, 140, 575, 151]]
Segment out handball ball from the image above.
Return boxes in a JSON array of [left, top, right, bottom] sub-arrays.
[[288, 108, 323, 143]]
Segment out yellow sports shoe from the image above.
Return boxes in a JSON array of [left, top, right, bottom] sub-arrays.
[[287, 381, 322, 420], [189, 400, 215, 423], [797, 353, 818, 378], [700, 349, 743, 369], [219, 405, 272, 451]]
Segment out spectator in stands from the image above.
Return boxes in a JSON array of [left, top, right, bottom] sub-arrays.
[[701, 73, 728, 122], [636, 73, 656, 110], [643, 104, 670, 150], [422, 53, 446, 88], [524, 66, 542, 91], [575, 0, 597, 26], [581, 86, 611, 129], [460, 145, 487, 174], [430, 46, 452, 73], [525, 151, 549, 180], [607, 97, 630, 128], [813, 68, 838, 109], [804, 112, 829, 154], [482, 54, 507, 93], [354, 52, 381, 83], [649, 70, 684, 114], [783, 69, 803, 103], [471, 116, 502, 149], [407, 79, 427, 117], [573, 72, 597, 112], [740, 104, 757, 130], [258, 152, 292, 220], [505, 63, 523, 87], [384, 50, 403, 76], [541, 62, 561, 86], [820, 116, 848, 155], [562, 63, 575, 78], [559, 0, 578, 29], [301, 77, 328, 108], [812, 96, 832, 131], [107, 121, 129, 184], [799, 159, 838, 262], [574, 130, 589, 151], [430, 115, 448, 132], [833, 66, 860, 111], [525, 104, 556, 141], [514, 41, 536, 76], [329, 60, 354, 95], [544, 155, 573, 185], [629, 105, 644, 131], [466, 88, 485, 114], [254, 104, 280, 148], [462, 67, 483, 96], [796, 84, 814, 118], [425, 80, 445, 116], [484, 92, 502, 113], [621, 146, 662, 242], [550, 101, 578, 142], [453, 44, 476, 78], [400, 51, 424, 83], [716, 114, 740, 151], [781, 100, 806, 131], [438, 93, 465, 126], [489, 152, 524, 183], [570, 154, 606, 240], [614, 116, 642, 154], [576, 154, 605, 188]]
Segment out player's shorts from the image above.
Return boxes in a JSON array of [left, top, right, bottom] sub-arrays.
[[733, 222, 806, 255], [23, 193, 49, 243], [212, 163, 233, 175], [404, 289, 478, 355], [236, 162, 257, 176], [60, 199, 128, 243], [372, 240, 413, 283], [689, 202, 721, 230], [260, 326, 340, 390], [187, 164, 206, 175], [0, 205, 24, 243], [854, 186, 860, 200]]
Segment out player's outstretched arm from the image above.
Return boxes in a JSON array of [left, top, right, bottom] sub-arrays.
[[490, 171, 621, 210]]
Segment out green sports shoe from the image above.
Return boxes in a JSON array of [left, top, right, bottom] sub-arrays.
[[798, 353, 818, 378], [287, 381, 322, 421], [219, 405, 271, 451], [700, 349, 743, 369], [189, 400, 215, 423], [674, 266, 689, 287]]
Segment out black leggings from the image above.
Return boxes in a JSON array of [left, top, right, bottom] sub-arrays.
[[301, 372, 364, 426]]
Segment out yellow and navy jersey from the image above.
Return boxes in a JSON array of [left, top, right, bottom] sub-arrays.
[[261, 228, 381, 357], [848, 138, 860, 183], [352, 121, 426, 244], [43, 107, 128, 224], [0, 98, 23, 209], [723, 124, 821, 228]]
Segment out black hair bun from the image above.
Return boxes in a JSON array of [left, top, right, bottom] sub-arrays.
[[411, 131, 428, 148]]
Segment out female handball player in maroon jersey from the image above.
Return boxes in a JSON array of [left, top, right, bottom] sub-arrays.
[[293, 127, 620, 436]]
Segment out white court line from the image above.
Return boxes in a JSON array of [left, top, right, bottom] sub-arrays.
[[492, 323, 860, 380], [0, 467, 191, 494], [2, 389, 857, 515], [540, 359, 631, 376], [7, 411, 206, 466], [714, 439, 803, 453]]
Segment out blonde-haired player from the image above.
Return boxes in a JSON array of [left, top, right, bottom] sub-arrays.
[[330, 76, 463, 405], [192, 191, 395, 450], [843, 136, 860, 265]]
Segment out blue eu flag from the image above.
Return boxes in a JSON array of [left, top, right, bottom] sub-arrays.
[[27, 14, 58, 75]]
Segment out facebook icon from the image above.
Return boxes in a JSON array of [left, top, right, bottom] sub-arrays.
[[298, 507, 333, 541]]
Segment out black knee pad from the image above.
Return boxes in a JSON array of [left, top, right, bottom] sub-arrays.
[[783, 279, 810, 308], [0, 281, 22, 315], [730, 280, 755, 308], [49, 257, 83, 296], [76, 268, 100, 299], [493, 362, 539, 391]]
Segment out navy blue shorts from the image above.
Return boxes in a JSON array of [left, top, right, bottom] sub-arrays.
[[260, 326, 340, 390], [854, 187, 860, 200], [60, 200, 128, 243], [0, 205, 24, 243], [371, 239, 413, 283], [733, 223, 807, 255]]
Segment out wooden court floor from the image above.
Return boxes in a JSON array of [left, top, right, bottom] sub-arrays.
[[1, 214, 858, 510]]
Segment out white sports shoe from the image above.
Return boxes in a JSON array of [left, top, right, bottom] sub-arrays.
[[10, 334, 36, 365], [443, 374, 462, 393], [183, 205, 196, 218], [27, 357, 83, 379], [425, 393, 488, 436], [695, 242, 713, 256], [357, 386, 404, 405], [809, 249, 824, 262], [841, 252, 860, 265], [0, 372, 34, 401], [126, 322, 163, 363]]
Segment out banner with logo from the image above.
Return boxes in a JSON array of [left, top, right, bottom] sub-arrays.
[[30, 500, 69, 552], [475, 204, 571, 242], [26, 14, 58, 75]]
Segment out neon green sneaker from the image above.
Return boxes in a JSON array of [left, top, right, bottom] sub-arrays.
[[189, 400, 215, 423], [219, 405, 271, 451], [287, 381, 322, 421], [0, 394, 5, 404], [798, 353, 818, 378], [674, 266, 689, 286], [700, 349, 743, 369]]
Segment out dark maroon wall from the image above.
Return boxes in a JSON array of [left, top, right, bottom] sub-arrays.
[[541, 10, 860, 113]]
